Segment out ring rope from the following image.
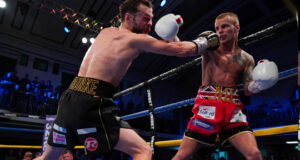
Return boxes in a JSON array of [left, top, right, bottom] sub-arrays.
[[0, 124, 296, 149], [0, 127, 44, 133], [113, 56, 203, 98], [238, 17, 296, 46], [121, 67, 297, 120], [122, 98, 195, 120], [278, 67, 298, 81], [113, 18, 297, 98]]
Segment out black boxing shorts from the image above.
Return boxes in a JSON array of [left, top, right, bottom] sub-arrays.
[[47, 76, 131, 158]]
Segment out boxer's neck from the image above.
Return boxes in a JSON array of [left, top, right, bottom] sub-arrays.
[[119, 23, 131, 32], [220, 39, 239, 52]]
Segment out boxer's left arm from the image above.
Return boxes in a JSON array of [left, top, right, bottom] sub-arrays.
[[193, 31, 220, 55], [132, 34, 197, 57], [243, 55, 255, 96]]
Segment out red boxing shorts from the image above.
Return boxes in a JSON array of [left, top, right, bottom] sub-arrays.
[[185, 86, 252, 146]]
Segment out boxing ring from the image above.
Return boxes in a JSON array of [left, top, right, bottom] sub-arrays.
[[0, 18, 297, 156]]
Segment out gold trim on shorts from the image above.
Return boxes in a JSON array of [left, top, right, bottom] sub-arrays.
[[221, 131, 253, 146], [184, 135, 215, 146]]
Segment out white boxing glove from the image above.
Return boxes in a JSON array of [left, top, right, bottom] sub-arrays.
[[154, 13, 183, 42], [248, 59, 279, 94]]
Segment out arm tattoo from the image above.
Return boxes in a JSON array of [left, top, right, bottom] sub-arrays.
[[243, 59, 254, 86], [233, 52, 247, 67]]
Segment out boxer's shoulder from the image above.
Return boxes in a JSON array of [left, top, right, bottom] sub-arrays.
[[240, 50, 251, 57], [242, 50, 254, 65]]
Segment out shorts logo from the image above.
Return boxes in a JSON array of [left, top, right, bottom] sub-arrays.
[[191, 119, 214, 131], [230, 108, 247, 123], [197, 106, 216, 119], [84, 137, 98, 151], [53, 123, 67, 133], [53, 131, 66, 145]]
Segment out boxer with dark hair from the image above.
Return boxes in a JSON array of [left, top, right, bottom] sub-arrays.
[[172, 12, 278, 160], [35, 0, 219, 159]]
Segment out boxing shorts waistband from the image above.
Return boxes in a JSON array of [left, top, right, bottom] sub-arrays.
[[68, 76, 116, 98], [197, 85, 240, 103]]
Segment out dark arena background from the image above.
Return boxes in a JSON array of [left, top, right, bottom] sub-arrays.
[[0, 0, 298, 159]]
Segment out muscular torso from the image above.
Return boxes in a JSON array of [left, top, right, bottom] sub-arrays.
[[202, 48, 251, 88], [78, 27, 140, 87]]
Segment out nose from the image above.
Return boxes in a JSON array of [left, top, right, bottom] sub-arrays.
[[147, 20, 152, 27], [217, 29, 223, 36], [218, 28, 223, 34]]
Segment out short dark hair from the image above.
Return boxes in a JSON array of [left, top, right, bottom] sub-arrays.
[[119, 0, 153, 21]]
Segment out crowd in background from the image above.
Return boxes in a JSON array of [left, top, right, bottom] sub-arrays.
[[0, 71, 180, 134], [245, 101, 298, 128], [0, 148, 135, 160], [0, 72, 65, 116], [2, 149, 75, 160]]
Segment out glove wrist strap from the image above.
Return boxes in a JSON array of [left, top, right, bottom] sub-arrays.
[[192, 37, 208, 55], [248, 81, 260, 94]]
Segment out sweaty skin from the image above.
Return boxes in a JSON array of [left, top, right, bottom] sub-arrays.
[[201, 16, 254, 95], [78, 28, 141, 87]]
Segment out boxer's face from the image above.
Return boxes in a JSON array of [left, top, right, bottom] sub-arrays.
[[215, 16, 239, 44], [131, 4, 153, 34]]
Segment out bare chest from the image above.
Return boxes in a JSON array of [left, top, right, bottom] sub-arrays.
[[209, 53, 245, 71], [202, 51, 247, 86]]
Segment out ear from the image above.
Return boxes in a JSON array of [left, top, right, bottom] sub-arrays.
[[124, 13, 132, 22], [235, 24, 240, 32]]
